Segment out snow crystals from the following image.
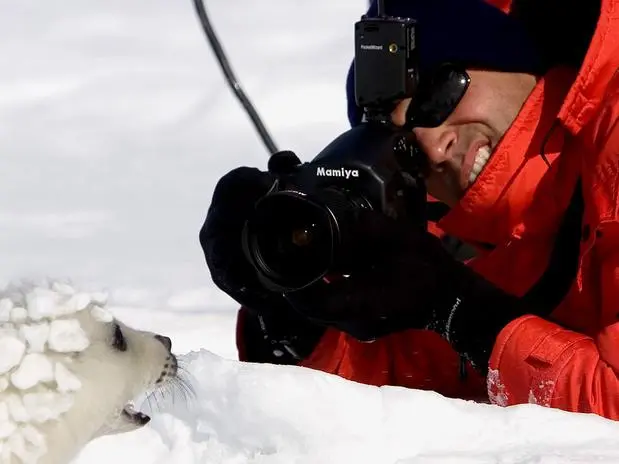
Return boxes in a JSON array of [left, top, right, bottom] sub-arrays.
[[19, 323, 50, 354], [90, 304, 114, 323], [486, 368, 509, 407], [48, 319, 89, 353], [10, 354, 55, 391], [54, 362, 82, 393], [528, 379, 556, 407], [0, 299, 13, 322], [0, 336, 26, 375], [0, 281, 111, 462]]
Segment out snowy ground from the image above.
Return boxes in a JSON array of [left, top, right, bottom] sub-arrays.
[[2, 0, 619, 462]]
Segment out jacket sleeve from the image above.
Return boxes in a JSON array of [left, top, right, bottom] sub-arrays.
[[484, 0, 511, 13], [487, 311, 619, 419], [487, 107, 619, 419]]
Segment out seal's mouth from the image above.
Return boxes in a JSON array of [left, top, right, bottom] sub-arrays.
[[122, 402, 150, 425]]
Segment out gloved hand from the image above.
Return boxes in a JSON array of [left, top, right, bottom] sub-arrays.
[[284, 209, 538, 372], [200, 160, 326, 363], [200, 165, 278, 312]]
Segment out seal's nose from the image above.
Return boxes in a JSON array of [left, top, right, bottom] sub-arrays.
[[155, 334, 172, 351]]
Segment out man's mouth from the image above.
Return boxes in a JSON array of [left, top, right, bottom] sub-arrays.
[[122, 402, 151, 425], [468, 145, 491, 185]]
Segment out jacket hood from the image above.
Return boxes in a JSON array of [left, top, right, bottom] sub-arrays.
[[491, 0, 619, 134], [556, 0, 619, 134]]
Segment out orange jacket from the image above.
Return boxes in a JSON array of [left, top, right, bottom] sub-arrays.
[[285, 0, 619, 419]]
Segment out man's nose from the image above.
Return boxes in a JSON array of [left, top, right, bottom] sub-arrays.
[[412, 127, 457, 168]]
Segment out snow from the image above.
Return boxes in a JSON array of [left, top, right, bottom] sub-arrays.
[[10, 353, 55, 391], [90, 305, 114, 323], [0, 337, 27, 375], [2, 0, 619, 463], [76, 350, 619, 464], [0, 299, 13, 322], [486, 368, 509, 407], [2, 389, 75, 460], [2, 389, 75, 462], [54, 363, 83, 394], [47, 319, 90, 353], [19, 322, 51, 354]]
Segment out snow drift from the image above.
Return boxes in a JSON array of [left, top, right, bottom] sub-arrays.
[[75, 349, 619, 464]]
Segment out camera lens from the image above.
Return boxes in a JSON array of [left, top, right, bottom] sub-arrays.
[[243, 191, 337, 292], [291, 226, 315, 247]]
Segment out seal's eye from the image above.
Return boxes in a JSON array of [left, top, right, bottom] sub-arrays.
[[112, 323, 127, 352]]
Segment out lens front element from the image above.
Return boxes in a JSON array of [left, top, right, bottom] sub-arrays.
[[244, 192, 337, 291]]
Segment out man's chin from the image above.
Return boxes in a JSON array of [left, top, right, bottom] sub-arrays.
[[428, 187, 461, 209]]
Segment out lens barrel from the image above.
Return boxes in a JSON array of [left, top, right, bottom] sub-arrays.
[[242, 188, 368, 292]]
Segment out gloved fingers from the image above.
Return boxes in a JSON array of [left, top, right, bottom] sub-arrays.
[[285, 270, 401, 324], [201, 167, 276, 250], [267, 150, 302, 176], [354, 209, 404, 246], [351, 209, 436, 257], [285, 272, 421, 341], [200, 166, 278, 310], [209, 166, 276, 207]]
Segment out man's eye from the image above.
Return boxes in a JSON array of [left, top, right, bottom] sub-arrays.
[[112, 323, 127, 352]]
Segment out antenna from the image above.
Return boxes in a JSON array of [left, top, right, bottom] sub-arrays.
[[192, 0, 279, 155], [377, 0, 386, 17]]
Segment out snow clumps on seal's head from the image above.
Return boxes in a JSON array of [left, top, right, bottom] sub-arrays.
[[0, 280, 178, 464]]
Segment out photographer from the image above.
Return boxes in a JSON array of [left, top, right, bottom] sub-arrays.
[[200, 0, 619, 420]]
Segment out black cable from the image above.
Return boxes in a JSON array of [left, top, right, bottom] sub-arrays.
[[377, 0, 386, 16], [192, 0, 279, 155]]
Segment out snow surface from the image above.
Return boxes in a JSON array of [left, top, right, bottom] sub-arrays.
[[2, 0, 619, 462]]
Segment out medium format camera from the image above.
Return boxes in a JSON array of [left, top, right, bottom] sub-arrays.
[[241, 6, 427, 293]]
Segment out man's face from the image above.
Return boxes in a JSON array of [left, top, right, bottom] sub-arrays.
[[390, 69, 537, 206]]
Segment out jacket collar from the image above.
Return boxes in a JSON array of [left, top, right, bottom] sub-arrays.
[[437, 68, 575, 247]]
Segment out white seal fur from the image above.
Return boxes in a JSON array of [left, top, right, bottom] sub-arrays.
[[0, 280, 178, 464]]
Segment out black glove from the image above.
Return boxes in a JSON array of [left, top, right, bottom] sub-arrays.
[[200, 162, 326, 363], [284, 209, 539, 373], [200, 165, 277, 312]]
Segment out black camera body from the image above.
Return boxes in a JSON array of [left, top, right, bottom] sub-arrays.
[[241, 8, 427, 294], [242, 124, 426, 293]]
